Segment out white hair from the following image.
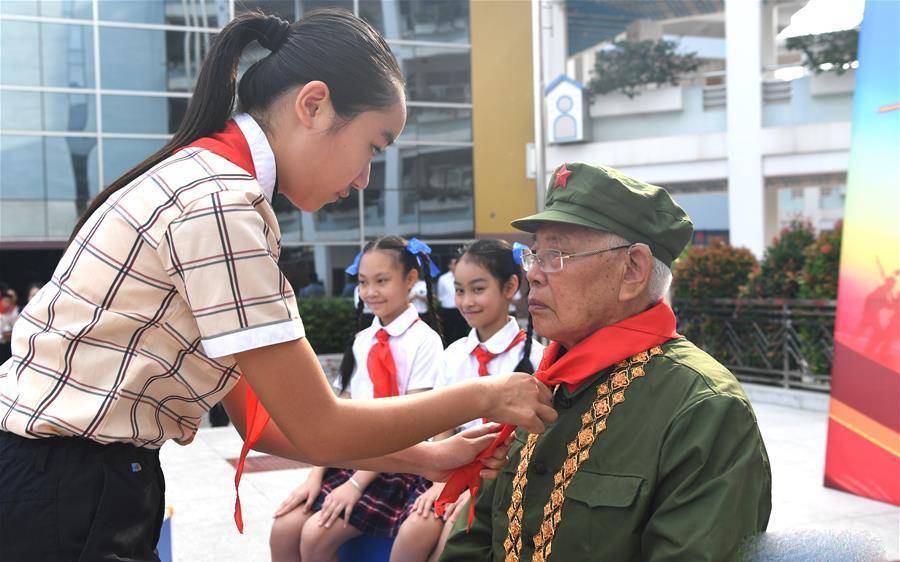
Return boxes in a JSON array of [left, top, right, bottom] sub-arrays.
[[597, 232, 672, 302]]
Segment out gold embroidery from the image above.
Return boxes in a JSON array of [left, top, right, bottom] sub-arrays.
[[502, 348, 660, 562], [504, 432, 539, 562]]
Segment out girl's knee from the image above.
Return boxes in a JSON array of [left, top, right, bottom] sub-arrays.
[[300, 516, 352, 561], [270, 509, 310, 562]]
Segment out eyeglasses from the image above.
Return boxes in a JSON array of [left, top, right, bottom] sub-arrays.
[[521, 245, 632, 273]]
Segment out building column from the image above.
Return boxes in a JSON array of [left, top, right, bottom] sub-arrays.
[[384, 146, 401, 233], [725, 0, 765, 256]]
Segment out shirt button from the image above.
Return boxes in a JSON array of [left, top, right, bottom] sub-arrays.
[[532, 461, 548, 475]]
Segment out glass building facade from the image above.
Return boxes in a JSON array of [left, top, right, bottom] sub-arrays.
[[0, 0, 474, 295]]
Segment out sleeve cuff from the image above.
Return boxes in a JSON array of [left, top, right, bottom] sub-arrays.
[[201, 318, 305, 358]]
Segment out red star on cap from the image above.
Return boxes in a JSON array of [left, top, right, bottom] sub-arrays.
[[554, 164, 573, 189]]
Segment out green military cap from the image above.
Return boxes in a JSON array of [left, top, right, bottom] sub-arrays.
[[511, 163, 693, 267]]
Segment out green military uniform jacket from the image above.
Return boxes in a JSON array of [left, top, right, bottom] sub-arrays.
[[440, 338, 772, 562]]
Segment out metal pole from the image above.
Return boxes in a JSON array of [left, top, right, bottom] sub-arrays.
[[531, 0, 546, 211]]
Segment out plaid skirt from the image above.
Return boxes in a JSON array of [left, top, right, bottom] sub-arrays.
[[312, 468, 429, 537]]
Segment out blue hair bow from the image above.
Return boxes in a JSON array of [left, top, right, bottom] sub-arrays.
[[512, 242, 529, 266], [406, 237, 441, 278], [345, 250, 363, 276]]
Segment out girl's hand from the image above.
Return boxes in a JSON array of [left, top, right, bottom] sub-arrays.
[[412, 481, 446, 517], [442, 489, 471, 523], [273, 475, 323, 518], [481, 373, 556, 433], [423, 424, 514, 481], [317, 480, 363, 529]]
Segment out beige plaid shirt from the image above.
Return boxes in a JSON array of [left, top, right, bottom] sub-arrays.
[[0, 114, 304, 448]]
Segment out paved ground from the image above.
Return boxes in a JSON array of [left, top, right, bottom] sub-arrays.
[[160, 400, 900, 561]]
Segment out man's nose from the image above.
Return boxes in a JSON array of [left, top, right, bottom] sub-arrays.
[[526, 264, 546, 286]]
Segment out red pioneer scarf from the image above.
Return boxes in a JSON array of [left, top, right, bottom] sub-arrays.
[[434, 301, 681, 527], [471, 329, 527, 377], [183, 121, 269, 533], [368, 328, 400, 398]]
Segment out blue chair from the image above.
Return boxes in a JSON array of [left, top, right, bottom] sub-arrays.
[[156, 508, 173, 562], [338, 535, 395, 562]]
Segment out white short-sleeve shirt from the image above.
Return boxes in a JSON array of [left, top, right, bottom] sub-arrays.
[[409, 280, 429, 314], [340, 305, 442, 399], [437, 317, 545, 431], [437, 271, 456, 309]]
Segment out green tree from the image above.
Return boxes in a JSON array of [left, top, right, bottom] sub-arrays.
[[589, 39, 700, 99], [744, 220, 816, 298], [673, 242, 758, 299], [799, 221, 843, 300], [786, 29, 858, 75]]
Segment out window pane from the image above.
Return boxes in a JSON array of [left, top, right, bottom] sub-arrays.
[[362, 144, 472, 238], [236, 0, 296, 20], [1, 136, 46, 200], [393, 44, 471, 103], [102, 95, 187, 134], [364, 0, 469, 44], [401, 145, 472, 237], [402, 106, 471, 143], [0, 21, 94, 88], [0, 200, 48, 239], [102, 138, 166, 184], [100, 28, 214, 91], [99, 0, 228, 27], [235, 0, 353, 21], [1, 90, 96, 132], [1, 0, 92, 19], [311, 190, 361, 241], [1, 135, 99, 216], [272, 194, 302, 244]]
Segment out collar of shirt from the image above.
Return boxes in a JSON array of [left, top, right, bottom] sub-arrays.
[[372, 304, 420, 338], [233, 113, 277, 202], [462, 317, 521, 355]]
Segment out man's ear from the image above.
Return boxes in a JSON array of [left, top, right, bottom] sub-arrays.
[[619, 243, 653, 302], [292, 80, 336, 130]]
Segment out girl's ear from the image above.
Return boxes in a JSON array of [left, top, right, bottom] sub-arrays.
[[502, 274, 520, 301], [293, 80, 336, 131], [405, 266, 420, 291]]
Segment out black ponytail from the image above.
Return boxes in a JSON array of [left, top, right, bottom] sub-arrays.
[[513, 315, 536, 374], [458, 238, 534, 373], [337, 236, 441, 390], [69, 8, 404, 246], [339, 297, 367, 392], [417, 252, 443, 338]]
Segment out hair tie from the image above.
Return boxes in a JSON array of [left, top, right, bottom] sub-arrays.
[[345, 250, 363, 276], [405, 238, 441, 278], [512, 242, 528, 266], [258, 15, 290, 52]]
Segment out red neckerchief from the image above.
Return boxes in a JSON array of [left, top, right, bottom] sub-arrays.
[[368, 328, 399, 398], [434, 301, 681, 528], [183, 120, 266, 534], [471, 329, 527, 377], [472, 329, 527, 424]]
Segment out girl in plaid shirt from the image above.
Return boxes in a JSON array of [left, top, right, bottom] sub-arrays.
[[0, 10, 556, 562]]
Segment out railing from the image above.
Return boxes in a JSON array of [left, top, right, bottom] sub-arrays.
[[673, 298, 837, 392]]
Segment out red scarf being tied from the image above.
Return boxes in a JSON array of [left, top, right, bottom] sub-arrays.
[[434, 301, 681, 528], [182, 121, 272, 534]]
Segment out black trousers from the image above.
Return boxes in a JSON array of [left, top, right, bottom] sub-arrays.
[[0, 431, 165, 562]]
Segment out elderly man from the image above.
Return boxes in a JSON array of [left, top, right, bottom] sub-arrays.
[[439, 164, 771, 561]]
